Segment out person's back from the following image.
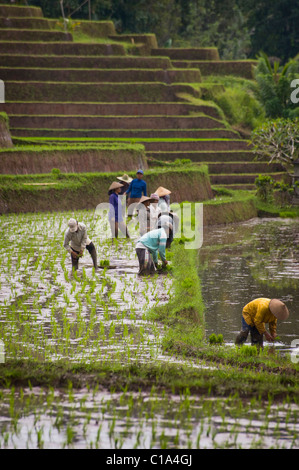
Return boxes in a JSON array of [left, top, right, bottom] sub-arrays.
[[63, 219, 97, 271]]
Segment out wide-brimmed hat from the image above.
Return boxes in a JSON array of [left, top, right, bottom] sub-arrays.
[[139, 196, 152, 204], [68, 218, 78, 233], [269, 299, 289, 320], [116, 174, 133, 184], [150, 193, 159, 202], [155, 186, 171, 197], [109, 181, 124, 191]]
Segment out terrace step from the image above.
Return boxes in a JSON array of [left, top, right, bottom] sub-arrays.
[[147, 151, 254, 162], [8, 137, 251, 153], [0, 54, 172, 69], [0, 41, 126, 55], [107, 34, 158, 54], [0, 5, 43, 17], [209, 173, 285, 185], [171, 60, 257, 79], [10, 128, 236, 139], [0, 16, 51, 29], [152, 48, 220, 61], [4, 82, 199, 102], [213, 184, 256, 190], [0, 67, 202, 84], [0, 28, 72, 42], [48, 19, 116, 38], [205, 162, 283, 174], [9, 114, 226, 130], [143, 140, 251, 152], [2, 102, 222, 119]]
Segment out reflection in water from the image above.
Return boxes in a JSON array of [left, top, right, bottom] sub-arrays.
[[0, 388, 297, 449], [199, 218, 299, 351]]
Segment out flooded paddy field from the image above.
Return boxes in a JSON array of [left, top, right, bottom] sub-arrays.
[[200, 218, 299, 353], [0, 387, 298, 449], [0, 209, 177, 365], [0, 211, 298, 449]]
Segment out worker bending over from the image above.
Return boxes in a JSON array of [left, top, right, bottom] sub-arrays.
[[64, 218, 98, 271], [235, 297, 289, 348]]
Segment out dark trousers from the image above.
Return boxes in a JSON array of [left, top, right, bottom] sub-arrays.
[[237, 315, 264, 347], [71, 242, 97, 270], [136, 247, 156, 275]]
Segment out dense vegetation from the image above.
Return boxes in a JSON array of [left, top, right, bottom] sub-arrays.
[[22, 0, 299, 61]]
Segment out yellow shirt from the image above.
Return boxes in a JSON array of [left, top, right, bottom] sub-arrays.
[[242, 298, 277, 336]]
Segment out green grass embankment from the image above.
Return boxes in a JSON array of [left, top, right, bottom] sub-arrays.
[[148, 242, 205, 349], [0, 165, 213, 213]]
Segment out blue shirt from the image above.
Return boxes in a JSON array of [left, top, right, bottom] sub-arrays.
[[137, 228, 167, 263], [109, 192, 123, 222], [126, 178, 147, 198]]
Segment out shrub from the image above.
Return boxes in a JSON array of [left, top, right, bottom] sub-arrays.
[[274, 181, 294, 206], [253, 53, 299, 119], [51, 168, 62, 179], [210, 77, 265, 131], [251, 118, 299, 175], [255, 174, 274, 202]]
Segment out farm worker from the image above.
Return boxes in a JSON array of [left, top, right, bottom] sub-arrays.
[[235, 298, 289, 348], [155, 186, 171, 212], [135, 222, 173, 275], [116, 173, 133, 200], [137, 195, 156, 236], [64, 218, 98, 271], [157, 211, 180, 245], [149, 193, 161, 230], [108, 181, 130, 239], [126, 169, 147, 215]]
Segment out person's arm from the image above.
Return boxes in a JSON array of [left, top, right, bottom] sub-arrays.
[[125, 180, 133, 195], [254, 305, 274, 340], [143, 181, 147, 197], [63, 231, 72, 253], [269, 319, 277, 338]]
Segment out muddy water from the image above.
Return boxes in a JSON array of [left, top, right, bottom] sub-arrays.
[[0, 210, 203, 369], [199, 218, 299, 352], [0, 213, 299, 449], [0, 387, 298, 449]]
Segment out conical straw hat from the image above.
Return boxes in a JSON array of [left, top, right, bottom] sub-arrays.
[[155, 186, 171, 197], [139, 196, 152, 204], [269, 299, 289, 320], [109, 181, 123, 191], [117, 174, 133, 183]]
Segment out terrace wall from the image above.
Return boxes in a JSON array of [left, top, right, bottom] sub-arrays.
[[0, 146, 147, 174], [0, 114, 13, 148], [0, 167, 213, 214]]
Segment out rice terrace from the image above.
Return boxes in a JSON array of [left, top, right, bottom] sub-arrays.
[[0, 0, 298, 455]]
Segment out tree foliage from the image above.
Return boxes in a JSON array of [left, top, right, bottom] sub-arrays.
[[253, 53, 299, 119], [23, 0, 299, 62], [251, 118, 299, 175], [242, 0, 299, 63]]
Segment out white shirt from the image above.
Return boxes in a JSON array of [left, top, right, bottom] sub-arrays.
[[63, 222, 91, 253], [149, 203, 161, 230]]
